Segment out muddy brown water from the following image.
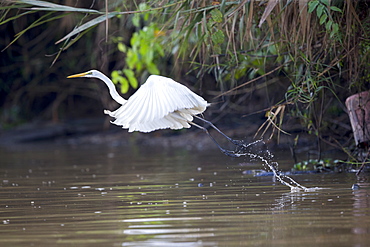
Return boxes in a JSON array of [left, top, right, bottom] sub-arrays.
[[0, 144, 369, 246]]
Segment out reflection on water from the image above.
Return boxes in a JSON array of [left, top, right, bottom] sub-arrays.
[[352, 181, 370, 237], [0, 144, 369, 246]]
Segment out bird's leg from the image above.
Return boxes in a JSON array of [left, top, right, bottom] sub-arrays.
[[193, 115, 245, 148], [189, 122, 240, 157]]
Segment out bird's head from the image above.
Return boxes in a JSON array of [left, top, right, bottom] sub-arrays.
[[67, 70, 99, 79]]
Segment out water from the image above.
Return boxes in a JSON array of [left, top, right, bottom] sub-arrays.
[[227, 139, 310, 191], [0, 144, 369, 246]]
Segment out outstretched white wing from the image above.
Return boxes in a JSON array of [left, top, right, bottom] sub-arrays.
[[104, 75, 209, 132]]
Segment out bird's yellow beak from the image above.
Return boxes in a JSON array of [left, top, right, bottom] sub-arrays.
[[67, 72, 90, 78]]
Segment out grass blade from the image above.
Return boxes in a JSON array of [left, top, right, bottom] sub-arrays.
[[18, 0, 102, 13], [55, 12, 118, 44]]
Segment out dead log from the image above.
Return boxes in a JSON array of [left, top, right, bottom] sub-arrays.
[[345, 91, 370, 148]]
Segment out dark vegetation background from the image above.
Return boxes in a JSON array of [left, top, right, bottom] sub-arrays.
[[0, 1, 369, 159]]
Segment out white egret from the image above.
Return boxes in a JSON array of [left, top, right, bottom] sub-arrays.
[[67, 70, 243, 156]]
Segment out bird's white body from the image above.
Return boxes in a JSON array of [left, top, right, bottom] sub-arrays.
[[105, 75, 208, 132], [68, 70, 209, 133]]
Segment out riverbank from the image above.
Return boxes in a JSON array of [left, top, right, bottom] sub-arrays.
[[0, 117, 333, 156]]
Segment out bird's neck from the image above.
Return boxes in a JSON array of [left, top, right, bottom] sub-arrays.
[[100, 72, 127, 105]]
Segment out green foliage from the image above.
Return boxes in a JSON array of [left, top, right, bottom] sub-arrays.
[[281, 1, 346, 137], [127, 23, 165, 74], [111, 69, 138, 94], [112, 4, 164, 93], [293, 161, 309, 171], [208, 9, 225, 55], [293, 159, 341, 172], [132, 3, 151, 27], [308, 0, 342, 39]]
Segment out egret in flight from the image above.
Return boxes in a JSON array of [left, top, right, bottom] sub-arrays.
[[67, 70, 243, 156]]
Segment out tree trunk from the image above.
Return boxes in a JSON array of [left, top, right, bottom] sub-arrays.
[[345, 91, 370, 148]]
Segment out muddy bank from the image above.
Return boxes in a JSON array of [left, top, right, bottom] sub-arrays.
[[0, 116, 327, 156]]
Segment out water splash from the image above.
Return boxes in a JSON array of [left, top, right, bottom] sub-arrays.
[[231, 139, 320, 192]]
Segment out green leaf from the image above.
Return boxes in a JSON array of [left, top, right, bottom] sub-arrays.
[[123, 69, 138, 89], [332, 23, 339, 33], [111, 71, 130, 93], [111, 70, 120, 84], [154, 43, 165, 57], [132, 14, 140, 27], [330, 23, 339, 37], [330, 6, 342, 12], [308, 0, 319, 13], [136, 60, 143, 72], [126, 50, 138, 69], [132, 3, 150, 27], [319, 13, 327, 25], [138, 2, 150, 11], [325, 20, 332, 31], [142, 45, 154, 65], [139, 42, 148, 56], [117, 43, 126, 52], [147, 63, 160, 75], [210, 9, 223, 23], [211, 29, 225, 44], [119, 77, 129, 94], [321, 0, 329, 6], [130, 32, 139, 47], [143, 12, 150, 22], [316, 5, 324, 18]]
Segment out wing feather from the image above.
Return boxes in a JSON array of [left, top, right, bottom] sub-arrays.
[[105, 75, 208, 132]]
